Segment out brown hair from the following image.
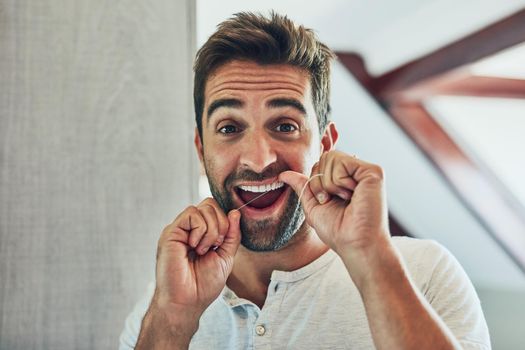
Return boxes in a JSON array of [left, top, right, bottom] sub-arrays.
[[193, 11, 334, 140]]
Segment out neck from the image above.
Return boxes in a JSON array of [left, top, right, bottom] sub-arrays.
[[226, 224, 329, 308]]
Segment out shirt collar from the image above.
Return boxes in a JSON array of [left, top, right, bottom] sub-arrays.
[[221, 249, 338, 306], [269, 248, 337, 283]]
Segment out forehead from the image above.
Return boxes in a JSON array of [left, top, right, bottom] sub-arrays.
[[204, 60, 311, 102]]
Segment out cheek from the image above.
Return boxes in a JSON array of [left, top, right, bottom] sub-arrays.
[[293, 129, 321, 171], [203, 149, 237, 182], [268, 137, 318, 175], [280, 146, 317, 175], [301, 152, 320, 174]]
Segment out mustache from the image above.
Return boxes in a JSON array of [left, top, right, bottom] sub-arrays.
[[224, 164, 288, 189]]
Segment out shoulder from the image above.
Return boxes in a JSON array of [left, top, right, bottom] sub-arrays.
[[390, 237, 471, 296], [391, 237, 455, 274], [391, 235, 448, 259], [392, 237, 491, 349], [118, 282, 155, 350]]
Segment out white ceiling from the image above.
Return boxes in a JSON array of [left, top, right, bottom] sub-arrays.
[[197, 0, 525, 74], [470, 41, 525, 79], [427, 96, 525, 210]]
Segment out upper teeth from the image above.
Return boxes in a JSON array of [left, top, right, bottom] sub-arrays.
[[238, 181, 284, 193]]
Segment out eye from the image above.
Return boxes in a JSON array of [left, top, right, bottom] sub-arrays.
[[275, 123, 298, 133], [218, 125, 238, 134]]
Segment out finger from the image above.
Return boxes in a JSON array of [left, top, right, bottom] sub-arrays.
[[278, 170, 319, 214], [331, 152, 359, 190], [185, 206, 208, 249], [216, 209, 241, 258], [159, 206, 207, 255], [195, 204, 220, 255], [159, 222, 188, 247], [331, 158, 357, 200], [322, 153, 353, 201], [353, 162, 385, 186], [307, 161, 330, 204], [199, 198, 229, 245], [329, 151, 385, 187]]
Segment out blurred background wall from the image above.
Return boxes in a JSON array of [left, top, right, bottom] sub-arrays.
[[0, 0, 196, 348]]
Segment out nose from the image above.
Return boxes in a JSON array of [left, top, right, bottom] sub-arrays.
[[239, 131, 277, 174]]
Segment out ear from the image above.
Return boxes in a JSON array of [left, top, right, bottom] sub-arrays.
[[320, 122, 339, 153], [194, 127, 204, 164]]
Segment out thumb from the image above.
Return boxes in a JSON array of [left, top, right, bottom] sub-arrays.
[[216, 209, 241, 258], [279, 171, 318, 213]]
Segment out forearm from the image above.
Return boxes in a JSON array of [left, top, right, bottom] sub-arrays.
[[340, 237, 462, 350], [135, 298, 201, 350]]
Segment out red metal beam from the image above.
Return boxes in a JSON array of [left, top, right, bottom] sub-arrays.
[[385, 73, 525, 102], [389, 103, 525, 268], [370, 8, 525, 97]]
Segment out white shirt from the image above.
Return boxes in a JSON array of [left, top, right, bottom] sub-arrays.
[[119, 237, 491, 349]]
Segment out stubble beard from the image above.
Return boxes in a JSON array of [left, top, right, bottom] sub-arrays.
[[205, 164, 305, 252]]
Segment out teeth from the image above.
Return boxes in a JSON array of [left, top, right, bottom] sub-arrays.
[[239, 181, 284, 193]]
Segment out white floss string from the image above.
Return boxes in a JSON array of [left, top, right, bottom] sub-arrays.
[[297, 173, 324, 203], [236, 173, 324, 210], [236, 191, 272, 210]]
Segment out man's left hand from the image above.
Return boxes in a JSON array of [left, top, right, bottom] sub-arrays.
[[279, 150, 390, 258]]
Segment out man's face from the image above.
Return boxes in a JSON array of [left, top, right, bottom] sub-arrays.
[[196, 60, 327, 251]]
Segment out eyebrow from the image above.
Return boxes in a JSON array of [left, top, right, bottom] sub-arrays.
[[207, 98, 244, 120], [267, 98, 307, 115], [206, 97, 307, 120]]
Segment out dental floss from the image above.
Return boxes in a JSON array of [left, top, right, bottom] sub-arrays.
[[236, 173, 324, 210], [236, 190, 272, 210], [297, 173, 324, 203]]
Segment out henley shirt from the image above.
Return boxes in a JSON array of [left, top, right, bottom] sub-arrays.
[[119, 237, 491, 349]]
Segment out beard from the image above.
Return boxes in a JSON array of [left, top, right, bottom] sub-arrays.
[[205, 161, 305, 252]]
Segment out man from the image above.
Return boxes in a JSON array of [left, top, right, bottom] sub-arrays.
[[120, 12, 490, 350]]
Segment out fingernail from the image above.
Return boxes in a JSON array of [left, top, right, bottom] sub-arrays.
[[338, 191, 350, 200], [200, 246, 209, 254], [217, 236, 224, 244], [317, 191, 328, 204]]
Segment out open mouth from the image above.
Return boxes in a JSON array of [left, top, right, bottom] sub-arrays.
[[236, 181, 286, 209]]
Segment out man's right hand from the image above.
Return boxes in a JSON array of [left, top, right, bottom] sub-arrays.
[[155, 197, 241, 312], [136, 198, 241, 349]]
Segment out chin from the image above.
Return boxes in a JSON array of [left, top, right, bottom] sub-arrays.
[[239, 198, 305, 252]]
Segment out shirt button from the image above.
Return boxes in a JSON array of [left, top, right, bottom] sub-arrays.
[[255, 324, 266, 336]]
